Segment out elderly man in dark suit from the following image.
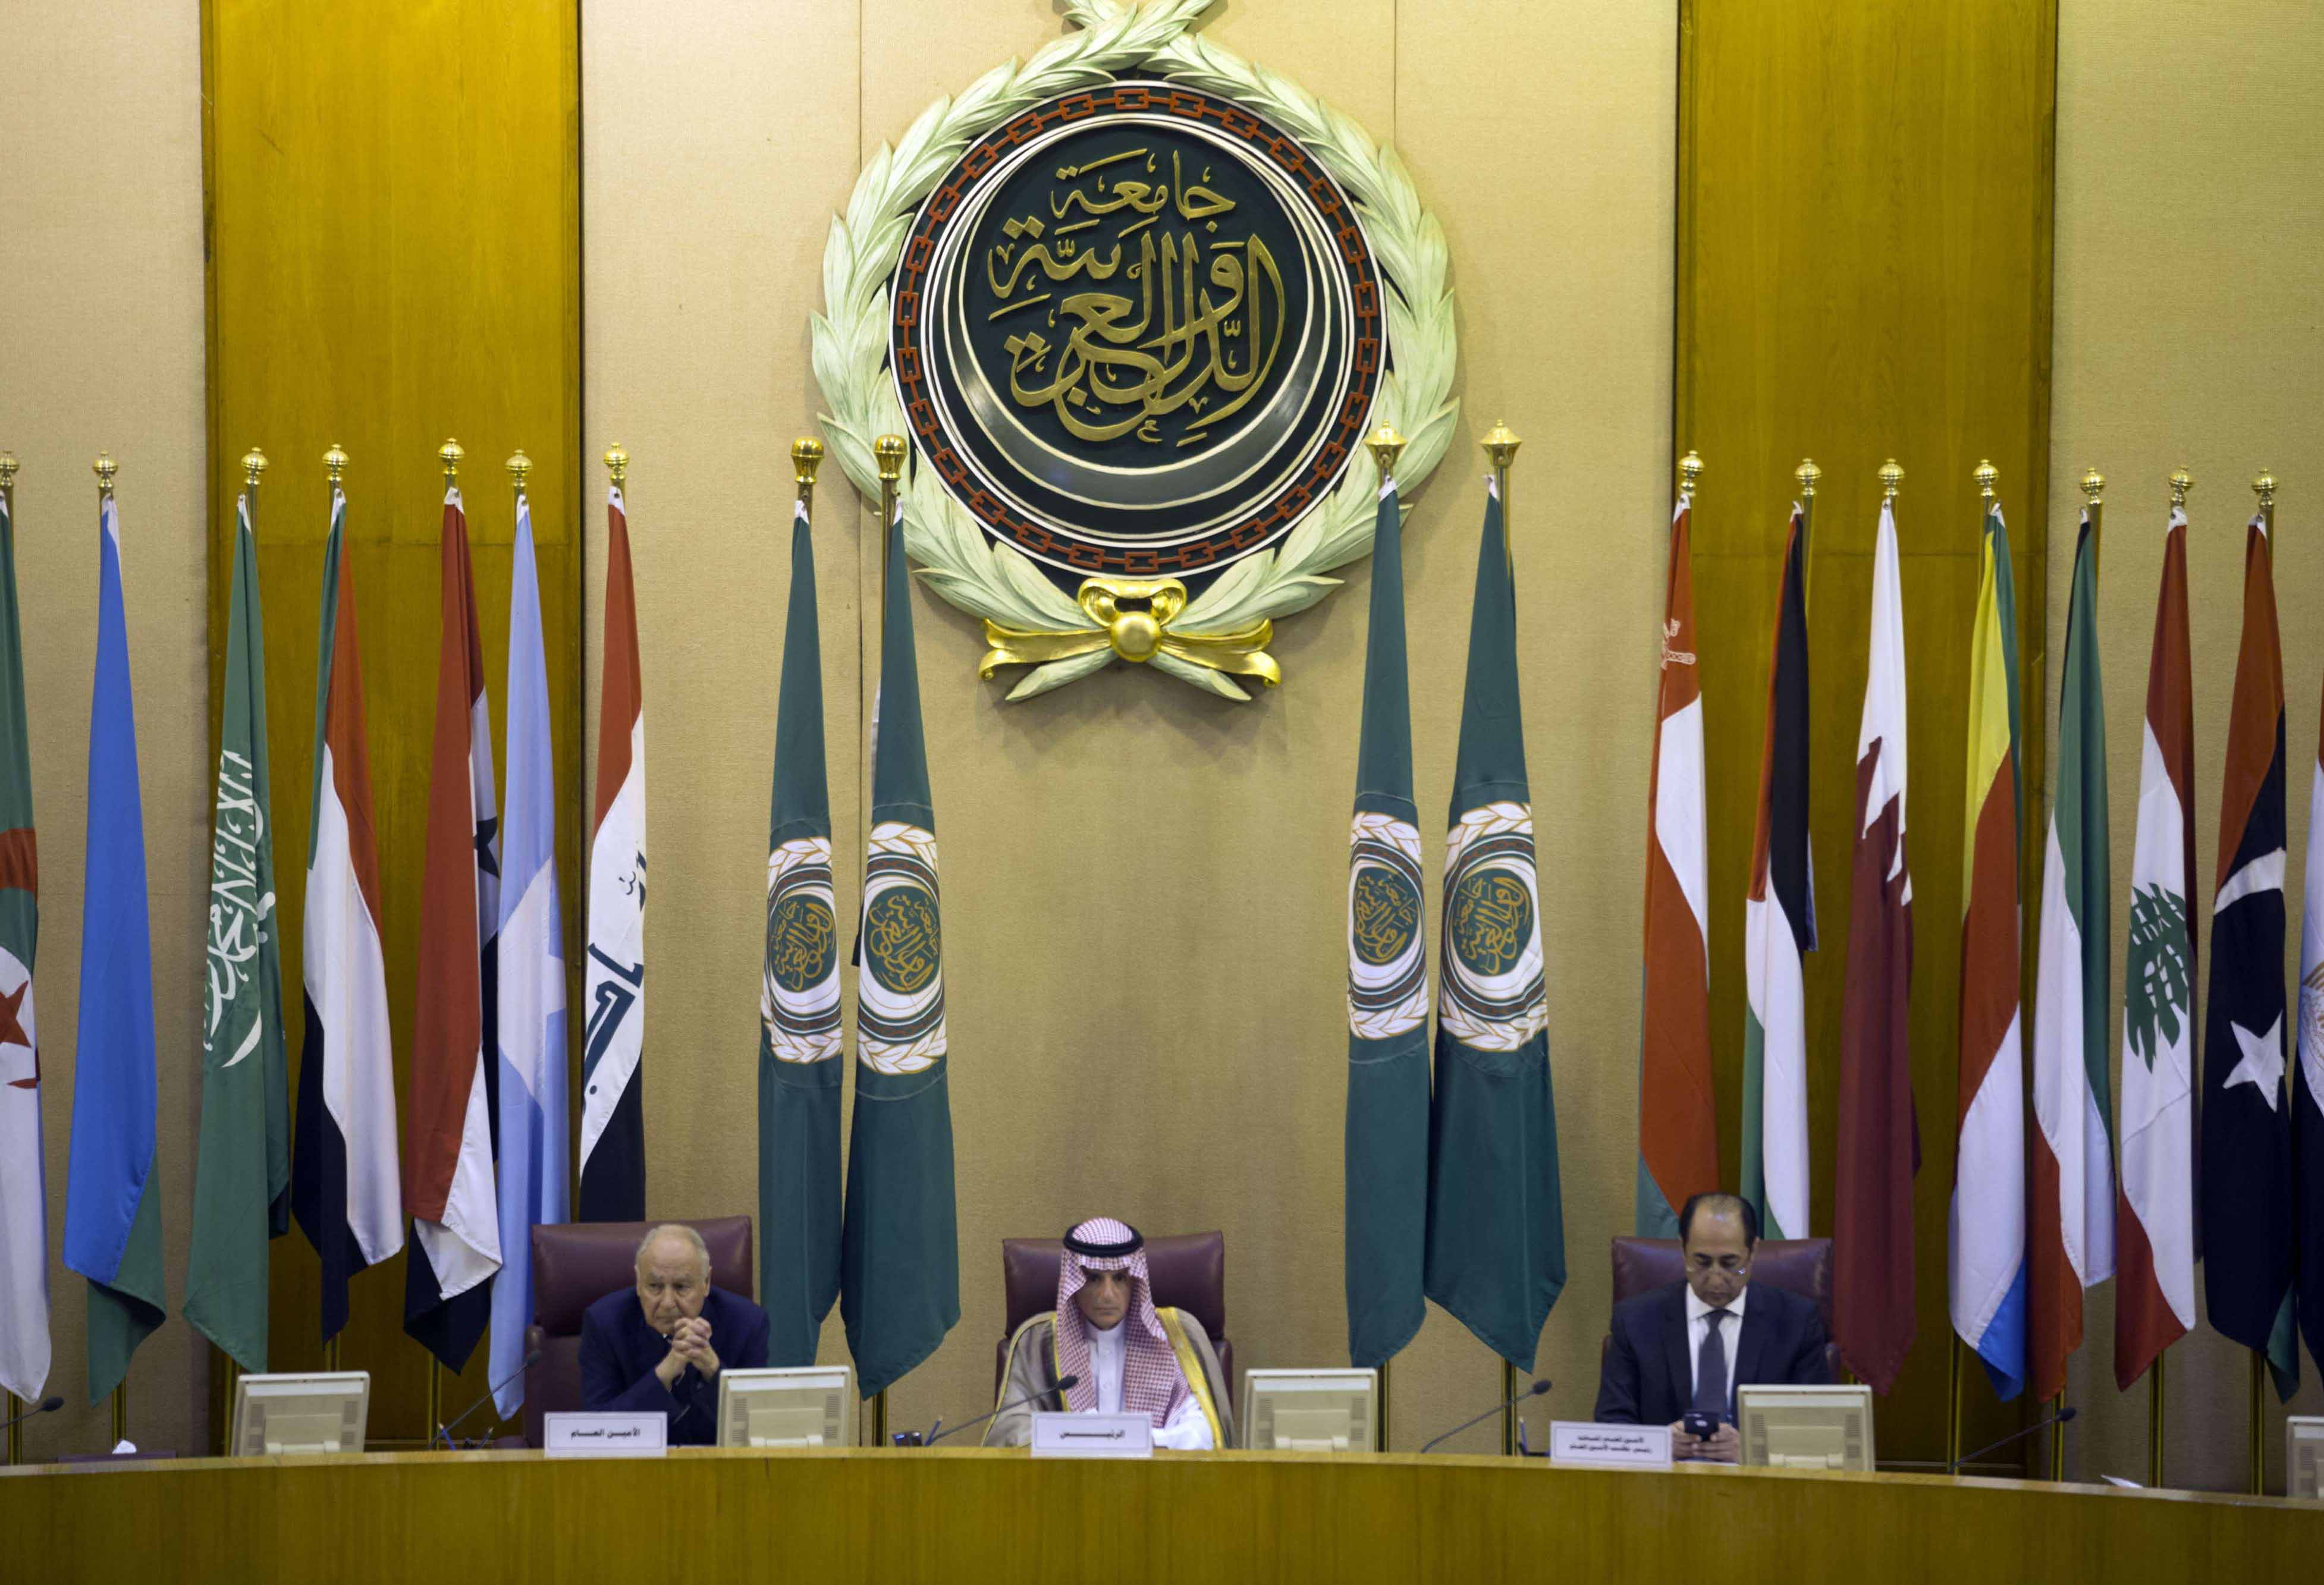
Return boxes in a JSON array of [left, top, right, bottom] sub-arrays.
[[578, 1224, 772, 1446], [1593, 1192, 1830, 1461]]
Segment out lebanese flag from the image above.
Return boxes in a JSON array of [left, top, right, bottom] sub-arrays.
[[1833, 493, 1917, 1394], [400, 483, 502, 1372], [580, 480, 646, 1222], [1635, 483, 1716, 1237], [2114, 504, 2197, 1389], [290, 486, 402, 1344]]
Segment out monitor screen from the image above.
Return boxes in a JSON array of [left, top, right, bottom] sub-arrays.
[[717, 1366, 853, 1448], [1737, 1383, 1874, 1472], [1239, 1369, 1375, 1452], [2289, 1417, 2324, 1500], [230, 1372, 370, 1457]]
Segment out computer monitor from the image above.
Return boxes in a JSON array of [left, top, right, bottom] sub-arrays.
[[1738, 1383, 1874, 1472], [230, 1372, 370, 1456], [2288, 1417, 2324, 1499], [717, 1366, 853, 1448], [1239, 1369, 1375, 1452]]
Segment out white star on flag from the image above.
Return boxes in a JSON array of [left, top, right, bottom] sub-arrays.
[[2224, 1015, 2285, 1111]]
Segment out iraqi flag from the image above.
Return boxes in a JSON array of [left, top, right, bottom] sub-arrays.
[[2029, 507, 2113, 1404], [2200, 508, 2297, 1398], [291, 486, 401, 1344], [1950, 499, 2027, 1400], [0, 471, 46, 1405], [2114, 502, 2197, 1390], [580, 478, 646, 1222], [402, 483, 503, 1372], [1833, 492, 1917, 1394], [1742, 503, 1816, 1241], [1635, 480, 1716, 1238]]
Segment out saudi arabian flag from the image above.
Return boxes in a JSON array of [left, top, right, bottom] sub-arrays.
[[1422, 477, 1565, 1370], [184, 483, 290, 1373]]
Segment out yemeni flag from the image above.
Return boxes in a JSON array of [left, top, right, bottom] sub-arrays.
[[1344, 469, 1428, 1368], [840, 492, 960, 1397], [2115, 502, 2197, 1390], [403, 483, 503, 1373], [489, 486, 570, 1417], [0, 471, 47, 1405], [61, 486, 166, 1401], [2029, 508, 2113, 1404], [580, 479, 646, 1221], [1422, 477, 1566, 1369], [2201, 508, 2297, 1398], [1833, 493, 1917, 1394], [759, 495, 844, 1367], [2297, 641, 2324, 1378], [184, 482, 292, 1372], [1950, 500, 2027, 1400], [1742, 503, 1816, 1241], [292, 485, 401, 1344], [1635, 482, 1716, 1238]]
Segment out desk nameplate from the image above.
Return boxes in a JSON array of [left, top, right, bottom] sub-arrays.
[[1549, 1421, 1673, 1469], [543, 1413, 668, 1459], [1030, 1412, 1153, 1459]]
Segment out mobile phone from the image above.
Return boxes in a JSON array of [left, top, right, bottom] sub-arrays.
[[1682, 1410, 1720, 1440]]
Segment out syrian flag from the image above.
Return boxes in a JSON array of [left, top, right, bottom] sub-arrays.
[[2297, 641, 2324, 1379], [292, 487, 401, 1344], [489, 485, 569, 1417], [1635, 481, 1716, 1238], [1833, 492, 1917, 1394], [580, 479, 646, 1222], [2114, 502, 2197, 1390], [402, 483, 502, 1372], [0, 471, 46, 1406], [2201, 508, 2298, 1399], [1951, 499, 2027, 1400], [1742, 504, 1816, 1241]]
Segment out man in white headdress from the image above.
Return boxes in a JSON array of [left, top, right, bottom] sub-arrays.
[[985, 1218, 1232, 1449]]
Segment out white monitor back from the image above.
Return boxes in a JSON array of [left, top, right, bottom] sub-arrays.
[[2289, 1416, 2324, 1499], [231, 1372, 370, 1457], [717, 1366, 853, 1448], [1738, 1383, 1874, 1473], [1239, 1369, 1375, 1452]]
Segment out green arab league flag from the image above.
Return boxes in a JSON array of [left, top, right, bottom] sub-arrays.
[[1345, 468, 1430, 1369], [839, 496, 960, 1398], [1422, 478, 1566, 1369], [184, 483, 290, 1373]]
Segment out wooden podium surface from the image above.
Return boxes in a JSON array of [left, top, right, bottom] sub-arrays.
[[5, 1446, 2315, 1583]]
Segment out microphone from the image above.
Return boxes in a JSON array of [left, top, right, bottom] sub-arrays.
[[435, 1350, 542, 1450], [924, 1373, 1083, 1447], [1, 1395, 62, 1431], [1949, 1404, 2076, 1476], [1419, 1378, 1552, 1454]]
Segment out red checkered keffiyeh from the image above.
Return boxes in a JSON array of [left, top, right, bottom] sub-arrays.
[[1054, 1218, 1191, 1429]]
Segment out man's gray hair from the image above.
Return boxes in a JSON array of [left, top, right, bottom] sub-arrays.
[[634, 1223, 713, 1279]]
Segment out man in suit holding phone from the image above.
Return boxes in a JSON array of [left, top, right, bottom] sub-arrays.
[[1593, 1192, 1831, 1461]]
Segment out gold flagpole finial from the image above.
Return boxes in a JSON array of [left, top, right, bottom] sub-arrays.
[[874, 433, 908, 483], [242, 448, 268, 490], [1481, 422, 1521, 471], [2168, 467, 2191, 508], [438, 438, 463, 482], [1879, 459, 1902, 500], [93, 454, 117, 496], [1795, 458, 1820, 498], [2253, 469, 2276, 511], [792, 436, 824, 490], [1366, 424, 1406, 476], [604, 444, 629, 487], [2081, 467, 2105, 507], [1974, 460, 1998, 502], [324, 444, 348, 486], [1679, 449, 1703, 494], [507, 449, 532, 494], [0, 454, 17, 492]]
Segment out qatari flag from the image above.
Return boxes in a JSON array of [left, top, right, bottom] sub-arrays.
[[580, 476, 646, 1221]]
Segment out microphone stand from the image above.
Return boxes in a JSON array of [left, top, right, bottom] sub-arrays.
[[1948, 1406, 2076, 1477]]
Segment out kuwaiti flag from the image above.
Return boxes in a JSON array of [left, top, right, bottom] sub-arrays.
[[759, 495, 843, 1367], [1742, 503, 1817, 1242], [1635, 481, 1716, 1238], [403, 483, 502, 1373], [0, 473, 48, 1405], [2201, 508, 2297, 1399], [2297, 648, 2324, 1378], [840, 491, 960, 1398], [62, 488, 166, 1401], [1344, 467, 1428, 1369], [292, 487, 400, 1344], [2029, 507, 2113, 1404], [1422, 476, 1565, 1370], [580, 479, 646, 1222], [490, 486, 569, 1417], [1950, 499, 2027, 1400], [1833, 493, 1917, 1395], [2115, 502, 2197, 1390]]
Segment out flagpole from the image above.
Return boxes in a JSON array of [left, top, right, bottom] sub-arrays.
[[2248, 467, 2280, 1498], [1946, 1337, 1962, 1473], [2149, 1352, 2167, 1487], [91, 453, 131, 1448], [1483, 423, 1518, 579], [1361, 420, 1408, 1458], [865, 433, 906, 1452], [793, 435, 822, 514], [1795, 458, 1819, 609]]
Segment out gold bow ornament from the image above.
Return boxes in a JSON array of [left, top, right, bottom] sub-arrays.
[[980, 577, 1280, 688]]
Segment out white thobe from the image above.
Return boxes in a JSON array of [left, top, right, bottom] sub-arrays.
[[1084, 1320, 1214, 1449]]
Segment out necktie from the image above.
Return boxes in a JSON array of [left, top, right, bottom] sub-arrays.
[[1693, 1309, 1732, 1416]]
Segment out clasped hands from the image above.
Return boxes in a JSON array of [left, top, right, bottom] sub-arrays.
[[654, 1317, 722, 1389]]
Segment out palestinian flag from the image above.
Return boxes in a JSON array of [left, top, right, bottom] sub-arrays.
[[0, 468, 46, 1405]]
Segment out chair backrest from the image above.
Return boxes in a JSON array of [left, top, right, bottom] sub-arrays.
[[522, 1216, 755, 1448], [995, 1231, 1232, 1394], [1605, 1235, 1841, 1382]]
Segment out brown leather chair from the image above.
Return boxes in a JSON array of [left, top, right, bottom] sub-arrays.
[[995, 1231, 1232, 1395], [522, 1216, 755, 1448], [1604, 1235, 1842, 1382]]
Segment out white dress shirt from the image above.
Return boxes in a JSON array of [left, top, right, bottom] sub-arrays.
[[1684, 1283, 1749, 1409], [1081, 1319, 1214, 1449]]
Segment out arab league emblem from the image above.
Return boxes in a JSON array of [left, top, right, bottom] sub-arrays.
[[814, 0, 1457, 700]]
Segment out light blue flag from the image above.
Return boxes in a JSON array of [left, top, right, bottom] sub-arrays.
[[490, 490, 569, 1417]]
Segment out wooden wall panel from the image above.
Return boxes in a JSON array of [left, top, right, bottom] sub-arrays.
[[1677, 0, 2056, 1467], [202, 0, 582, 1444]]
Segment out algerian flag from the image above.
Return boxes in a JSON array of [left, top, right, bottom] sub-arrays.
[[184, 482, 291, 1373], [0, 468, 48, 1406]]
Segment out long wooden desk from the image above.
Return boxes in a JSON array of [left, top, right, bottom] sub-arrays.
[[5, 1446, 2315, 1583]]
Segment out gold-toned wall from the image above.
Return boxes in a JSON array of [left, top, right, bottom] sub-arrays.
[[2046, 0, 2324, 1488]]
